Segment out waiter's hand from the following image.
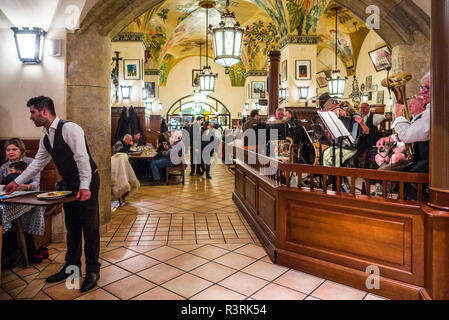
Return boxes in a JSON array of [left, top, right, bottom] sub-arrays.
[[5, 181, 19, 195], [77, 189, 91, 202]]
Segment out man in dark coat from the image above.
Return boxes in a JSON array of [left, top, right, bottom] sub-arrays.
[[188, 116, 204, 175]]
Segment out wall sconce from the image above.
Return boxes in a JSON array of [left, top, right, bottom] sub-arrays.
[[11, 27, 46, 64], [120, 85, 132, 100], [298, 86, 310, 101], [255, 103, 261, 110], [158, 103, 163, 111], [362, 93, 369, 103], [142, 88, 148, 100], [244, 103, 249, 111], [279, 88, 288, 101]]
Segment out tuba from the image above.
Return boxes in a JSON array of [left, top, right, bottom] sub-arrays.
[[381, 73, 414, 160]]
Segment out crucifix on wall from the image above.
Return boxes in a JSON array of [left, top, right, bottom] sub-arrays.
[[111, 51, 122, 102]]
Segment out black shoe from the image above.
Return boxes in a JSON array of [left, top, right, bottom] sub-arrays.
[[206, 175, 212, 179], [81, 273, 100, 292], [46, 265, 81, 284], [190, 172, 194, 176]]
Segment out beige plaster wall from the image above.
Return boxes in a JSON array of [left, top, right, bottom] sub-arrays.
[[280, 43, 317, 107], [159, 56, 246, 119], [355, 30, 389, 107], [111, 41, 145, 107], [0, 23, 67, 139]]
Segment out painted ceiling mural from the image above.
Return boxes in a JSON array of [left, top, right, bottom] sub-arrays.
[[120, 0, 371, 85]]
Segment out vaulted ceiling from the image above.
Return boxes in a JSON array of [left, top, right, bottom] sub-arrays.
[[117, 0, 390, 86]]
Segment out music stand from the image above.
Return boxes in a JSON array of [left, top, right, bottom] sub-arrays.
[[318, 111, 354, 167]]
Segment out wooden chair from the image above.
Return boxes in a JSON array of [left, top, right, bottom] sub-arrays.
[[166, 163, 186, 185]]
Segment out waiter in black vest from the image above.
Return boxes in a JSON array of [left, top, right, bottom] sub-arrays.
[[5, 96, 100, 292]]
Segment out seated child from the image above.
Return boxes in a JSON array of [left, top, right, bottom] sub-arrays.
[[3, 161, 28, 185]]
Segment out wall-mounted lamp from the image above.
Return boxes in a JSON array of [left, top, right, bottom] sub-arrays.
[[362, 93, 369, 103], [244, 103, 249, 111], [255, 103, 261, 110], [142, 88, 148, 100], [120, 85, 132, 100], [11, 27, 46, 64], [298, 86, 310, 101], [158, 103, 163, 111], [144, 101, 152, 109], [279, 88, 288, 101]]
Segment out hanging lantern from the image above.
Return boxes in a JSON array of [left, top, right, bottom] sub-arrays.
[[211, 7, 244, 68], [11, 27, 46, 64], [327, 6, 347, 99], [199, 1, 218, 95], [199, 66, 217, 95]]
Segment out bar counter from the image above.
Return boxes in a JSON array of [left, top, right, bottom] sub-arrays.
[[232, 146, 449, 300]]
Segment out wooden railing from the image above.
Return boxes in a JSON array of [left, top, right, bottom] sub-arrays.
[[234, 146, 429, 203]]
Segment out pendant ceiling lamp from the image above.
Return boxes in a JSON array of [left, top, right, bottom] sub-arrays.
[[199, 1, 218, 95], [211, 0, 244, 70], [327, 6, 347, 99]]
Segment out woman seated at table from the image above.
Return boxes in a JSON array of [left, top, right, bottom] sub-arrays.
[[1, 138, 47, 266], [150, 132, 184, 184]]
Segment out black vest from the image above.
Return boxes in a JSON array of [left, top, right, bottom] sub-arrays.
[[412, 113, 430, 163], [365, 113, 378, 148], [43, 120, 97, 191]]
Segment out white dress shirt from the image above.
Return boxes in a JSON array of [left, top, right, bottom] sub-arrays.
[[391, 109, 430, 143], [15, 117, 92, 190], [363, 112, 385, 127]]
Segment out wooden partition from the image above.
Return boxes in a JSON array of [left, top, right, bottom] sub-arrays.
[[233, 146, 449, 300]]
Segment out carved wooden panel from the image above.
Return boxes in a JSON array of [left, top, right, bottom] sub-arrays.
[[245, 176, 256, 212], [258, 186, 276, 235], [235, 168, 244, 197]]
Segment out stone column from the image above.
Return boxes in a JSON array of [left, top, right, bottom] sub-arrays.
[[268, 50, 281, 117], [391, 31, 431, 96], [66, 26, 112, 228], [424, 0, 449, 301]]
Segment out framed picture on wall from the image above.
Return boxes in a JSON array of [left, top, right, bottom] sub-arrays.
[[316, 71, 328, 88], [369, 45, 392, 72], [192, 69, 201, 87], [377, 91, 384, 104], [295, 60, 311, 80], [366, 76, 373, 91], [247, 83, 250, 99], [251, 81, 265, 99], [145, 82, 156, 98], [281, 60, 287, 82], [124, 59, 141, 80]]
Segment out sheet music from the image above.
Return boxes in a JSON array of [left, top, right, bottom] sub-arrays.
[[318, 111, 355, 144]]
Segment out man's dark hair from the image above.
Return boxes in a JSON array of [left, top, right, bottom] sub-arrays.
[[9, 161, 28, 172], [196, 116, 203, 121], [286, 109, 295, 118], [319, 93, 331, 109], [250, 110, 259, 118], [27, 96, 56, 116]]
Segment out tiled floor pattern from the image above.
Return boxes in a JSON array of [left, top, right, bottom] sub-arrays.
[[0, 164, 387, 300]]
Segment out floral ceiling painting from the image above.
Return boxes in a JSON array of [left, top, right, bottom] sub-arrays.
[[119, 0, 371, 85]]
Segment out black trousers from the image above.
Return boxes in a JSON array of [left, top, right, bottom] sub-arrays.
[[190, 149, 201, 174], [63, 172, 100, 274]]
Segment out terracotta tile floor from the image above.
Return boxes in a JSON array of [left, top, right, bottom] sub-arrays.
[[0, 164, 387, 300]]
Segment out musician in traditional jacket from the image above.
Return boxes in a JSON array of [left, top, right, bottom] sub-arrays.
[[376, 97, 429, 172], [322, 101, 369, 167]]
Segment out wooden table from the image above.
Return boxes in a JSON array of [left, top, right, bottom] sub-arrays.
[[0, 193, 77, 267], [128, 152, 158, 161]]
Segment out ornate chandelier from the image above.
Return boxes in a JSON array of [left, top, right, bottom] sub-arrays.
[[327, 6, 347, 98], [211, 0, 244, 69], [199, 1, 218, 95]]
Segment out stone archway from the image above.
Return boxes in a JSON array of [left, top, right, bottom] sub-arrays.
[[68, 0, 431, 227]]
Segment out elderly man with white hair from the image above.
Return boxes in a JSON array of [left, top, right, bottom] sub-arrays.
[[150, 131, 185, 184], [113, 134, 133, 154]]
